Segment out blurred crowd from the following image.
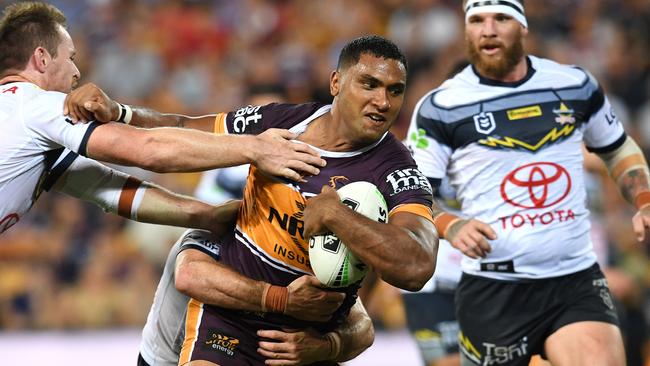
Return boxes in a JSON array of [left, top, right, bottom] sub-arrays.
[[1, 0, 650, 363]]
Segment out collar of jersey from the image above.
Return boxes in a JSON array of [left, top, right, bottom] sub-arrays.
[[289, 104, 388, 158], [472, 56, 535, 88]]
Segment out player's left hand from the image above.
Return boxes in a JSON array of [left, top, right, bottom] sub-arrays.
[[64, 82, 119, 123], [632, 206, 650, 242], [257, 328, 329, 365], [303, 185, 341, 239]]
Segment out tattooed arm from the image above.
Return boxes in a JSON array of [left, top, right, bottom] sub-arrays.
[[597, 136, 650, 241]]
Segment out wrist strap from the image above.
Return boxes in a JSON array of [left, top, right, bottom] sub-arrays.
[[433, 212, 460, 239], [635, 191, 650, 210], [325, 331, 342, 360], [117, 103, 133, 124], [261, 284, 288, 313]]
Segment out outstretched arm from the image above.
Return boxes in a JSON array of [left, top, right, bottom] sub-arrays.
[[597, 136, 650, 241], [256, 297, 374, 365], [52, 153, 240, 234], [303, 186, 438, 291], [174, 248, 345, 322]]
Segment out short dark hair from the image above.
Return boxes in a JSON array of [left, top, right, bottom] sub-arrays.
[[0, 2, 67, 74], [337, 35, 408, 74]]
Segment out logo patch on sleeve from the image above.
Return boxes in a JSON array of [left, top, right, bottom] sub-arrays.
[[386, 168, 432, 196]]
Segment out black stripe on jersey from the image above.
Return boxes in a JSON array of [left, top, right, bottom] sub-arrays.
[[43, 150, 79, 192], [586, 132, 627, 154], [78, 122, 100, 156]]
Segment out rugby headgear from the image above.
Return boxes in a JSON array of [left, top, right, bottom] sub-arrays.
[[464, 0, 527, 28]]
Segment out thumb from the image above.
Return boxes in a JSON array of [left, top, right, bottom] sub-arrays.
[[84, 101, 101, 112]]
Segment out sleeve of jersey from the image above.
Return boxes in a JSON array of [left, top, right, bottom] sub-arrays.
[[404, 93, 453, 180], [178, 229, 222, 261], [581, 76, 627, 154], [26, 91, 99, 156], [376, 145, 434, 224]]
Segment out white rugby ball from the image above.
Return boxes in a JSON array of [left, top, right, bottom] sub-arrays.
[[309, 181, 388, 288]]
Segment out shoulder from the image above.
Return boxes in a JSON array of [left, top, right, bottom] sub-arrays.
[[531, 55, 597, 88]]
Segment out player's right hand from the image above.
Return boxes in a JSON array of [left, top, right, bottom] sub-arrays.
[[252, 129, 326, 182], [284, 275, 345, 322], [446, 218, 496, 258], [64, 82, 118, 123]]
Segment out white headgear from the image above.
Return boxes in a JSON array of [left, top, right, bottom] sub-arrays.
[[465, 0, 527, 28]]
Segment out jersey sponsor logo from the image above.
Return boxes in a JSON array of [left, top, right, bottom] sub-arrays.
[[409, 128, 429, 149], [458, 331, 481, 364], [232, 105, 262, 133], [506, 105, 542, 120], [184, 232, 221, 258], [386, 168, 432, 196], [268, 204, 305, 240], [482, 337, 529, 365], [478, 123, 575, 151], [553, 103, 575, 125], [499, 162, 576, 230], [473, 112, 496, 134], [0, 213, 19, 234], [500, 162, 571, 209], [605, 107, 620, 126], [202, 330, 239, 357]]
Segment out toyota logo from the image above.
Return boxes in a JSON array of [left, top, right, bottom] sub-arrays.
[[500, 162, 571, 209]]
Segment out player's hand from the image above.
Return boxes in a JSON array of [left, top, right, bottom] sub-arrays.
[[64, 82, 119, 123], [257, 328, 329, 365], [303, 185, 340, 239], [632, 206, 650, 242], [284, 275, 344, 322], [252, 129, 326, 182], [446, 218, 496, 258]]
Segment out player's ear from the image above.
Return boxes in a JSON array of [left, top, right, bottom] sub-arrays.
[[330, 70, 341, 97], [34, 47, 51, 73]]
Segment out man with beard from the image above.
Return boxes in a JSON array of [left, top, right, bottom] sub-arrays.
[[406, 0, 650, 365]]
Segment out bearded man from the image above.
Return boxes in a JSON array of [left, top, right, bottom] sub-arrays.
[[405, 0, 650, 365]]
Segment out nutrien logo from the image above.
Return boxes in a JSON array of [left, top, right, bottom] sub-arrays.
[[500, 162, 571, 209]]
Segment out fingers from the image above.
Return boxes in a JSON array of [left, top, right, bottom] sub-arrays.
[[289, 141, 325, 166], [264, 128, 298, 141], [476, 221, 498, 240], [632, 213, 646, 242], [257, 330, 288, 341]]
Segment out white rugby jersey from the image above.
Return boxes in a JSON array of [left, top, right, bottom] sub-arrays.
[[406, 56, 626, 280], [0, 82, 96, 234], [140, 229, 222, 366]]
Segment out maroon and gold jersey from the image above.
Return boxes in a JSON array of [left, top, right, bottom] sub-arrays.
[[212, 102, 432, 327]]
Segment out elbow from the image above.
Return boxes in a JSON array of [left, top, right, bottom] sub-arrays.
[[399, 258, 436, 292], [174, 262, 196, 296]]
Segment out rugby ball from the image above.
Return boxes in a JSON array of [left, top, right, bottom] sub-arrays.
[[308, 181, 388, 288]]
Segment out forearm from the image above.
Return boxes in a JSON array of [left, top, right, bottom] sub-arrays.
[[127, 104, 217, 132], [136, 188, 239, 233], [333, 298, 374, 362], [598, 137, 650, 206], [175, 258, 268, 312], [87, 124, 257, 173], [324, 208, 436, 291]]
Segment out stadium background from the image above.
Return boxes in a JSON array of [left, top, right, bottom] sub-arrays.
[[1, 0, 649, 364]]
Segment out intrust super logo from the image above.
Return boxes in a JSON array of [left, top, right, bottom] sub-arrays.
[[386, 168, 432, 196], [233, 105, 262, 133]]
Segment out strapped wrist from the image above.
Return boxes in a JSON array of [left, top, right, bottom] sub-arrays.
[[635, 191, 650, 210], [432, 212, 461, 239], [116, 103, 133, 124], [261, 284, 288, 313]]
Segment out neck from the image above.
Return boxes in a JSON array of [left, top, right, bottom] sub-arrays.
[[0, 73, 39, 87], [480, 56, 528, 83]]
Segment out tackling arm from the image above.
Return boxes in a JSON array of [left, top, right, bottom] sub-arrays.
[[51, 154, 239, 234], [174, 248, 345, 322]]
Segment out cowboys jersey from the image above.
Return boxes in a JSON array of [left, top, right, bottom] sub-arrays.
[[406, 56, 625, 280], [0, 82, 96, 234]]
